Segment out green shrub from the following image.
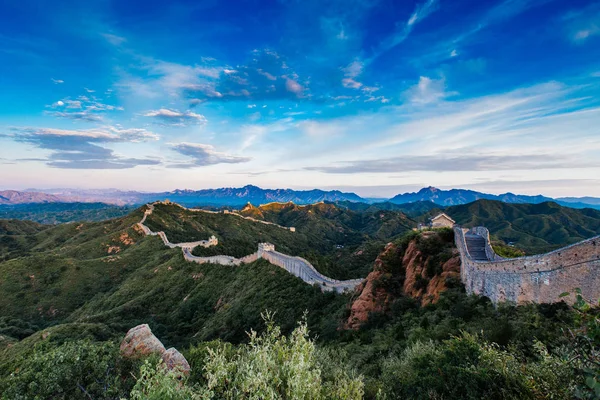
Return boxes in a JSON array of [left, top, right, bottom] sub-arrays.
[[379, 332, 574, 399], [1, 339, 136, 400]]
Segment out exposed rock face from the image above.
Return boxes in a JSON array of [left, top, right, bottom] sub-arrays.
[[120, 324, 190, 374], [402, 240, 460, 305], [345, 231, 462, 329], [345, 244, 396, 330]]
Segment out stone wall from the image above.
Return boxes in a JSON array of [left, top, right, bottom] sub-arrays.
[[139, 202, 362, 293], [455, 227, 600, 304]]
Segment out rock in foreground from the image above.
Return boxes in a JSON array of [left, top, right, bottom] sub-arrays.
[[120, 324, 190, 375]]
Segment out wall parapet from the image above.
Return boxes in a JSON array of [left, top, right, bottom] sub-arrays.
[[455, 226, 600, 305]]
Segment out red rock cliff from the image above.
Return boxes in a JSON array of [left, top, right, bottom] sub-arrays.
[[345, 230, 461, 330]]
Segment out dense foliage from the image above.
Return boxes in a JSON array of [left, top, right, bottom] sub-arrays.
[[132, 314, 363, 399]]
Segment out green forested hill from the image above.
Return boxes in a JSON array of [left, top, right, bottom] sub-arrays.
[[0, 206, 349, 348], [0, 203, 135, 224], [147, 202, 415, 279], [441, 200, 600, 253]]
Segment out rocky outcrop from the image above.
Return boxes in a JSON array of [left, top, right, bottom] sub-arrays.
[[402, 239, 461, 305], [120, 324, 190, 375], [345, 244, 396, 329], [345, 231, 462, 329]]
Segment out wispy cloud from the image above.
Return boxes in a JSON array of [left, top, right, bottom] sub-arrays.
[[118, 49, 311, 104], [5, 126, 159, 169], [46, 93, 124, 122], [51, 78, 64, 84], [101, 33, 127, 46], [306, 153, 598, 173], [403, 76, 456, 104], [143, 108, 207, 127], [563, 3, 600, 43], [168, 142, 251, 168], [368, 0, 439, 62], [341, 60, 364, 89]]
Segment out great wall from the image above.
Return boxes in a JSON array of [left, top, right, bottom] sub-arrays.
[[455, 226, 600, 305], [138, 200, 600, 303], [137, 202, 362, 293]]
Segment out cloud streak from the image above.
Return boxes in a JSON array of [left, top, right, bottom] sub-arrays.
[[168, 142, 251, 168], [144, 108, 207, 126], [6, 126, 159, 169], [306, 153, 599, 174]]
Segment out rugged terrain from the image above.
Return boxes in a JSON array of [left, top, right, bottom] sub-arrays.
[[0, 200, 597, 399]]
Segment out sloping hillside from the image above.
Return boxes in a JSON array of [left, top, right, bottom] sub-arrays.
[[0, 207, 349, 348], [0, 202, 134, 224], [144, 202, 415, 279]]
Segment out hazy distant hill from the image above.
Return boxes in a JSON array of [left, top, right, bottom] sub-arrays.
[[389, 186, 553, 206], [33, 185, 366, 206], [8, 185, 600, 210], [159, 185, 365, 206], [0, 190, 64, 205], [0, 203, 134, 224]]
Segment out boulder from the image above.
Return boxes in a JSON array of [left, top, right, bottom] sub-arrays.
[[162, 348, 191, 375], [120, 324, 191, 375], [120, 324, 166, 358]]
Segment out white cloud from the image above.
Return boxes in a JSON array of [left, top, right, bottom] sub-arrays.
[[450, 49, 458, 57], [51, 78, 64, 84], [169, 142, 251, 167], [285, 78, 304, 95], [408, 0, 438, 27], [565, 4, 600, 43], [299, 120, 343, 137], [403, 76, 455, 104], [368, 0, 439, 62], [101, 33, 126, 46], [143, 108, 207, 126], [342, 60, 364, 89]]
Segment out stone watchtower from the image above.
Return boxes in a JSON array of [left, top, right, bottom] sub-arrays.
[[258, 242, 275, 258]]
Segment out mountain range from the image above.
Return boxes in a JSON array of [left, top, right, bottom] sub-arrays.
[[2, 185, 599, 210]]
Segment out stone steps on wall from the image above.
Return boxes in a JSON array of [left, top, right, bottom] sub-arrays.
[[465, 234, 490, 261]]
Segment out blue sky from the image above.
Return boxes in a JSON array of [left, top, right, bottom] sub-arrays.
[[1, 0, 599, 197]]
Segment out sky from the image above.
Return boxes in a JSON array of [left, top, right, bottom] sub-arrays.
[[1, 0, 599, 198]]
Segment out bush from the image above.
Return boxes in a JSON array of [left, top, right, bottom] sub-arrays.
[[1, 340, 136, 399], [133, 312, 364, 399], [379, 332, 574, 399]]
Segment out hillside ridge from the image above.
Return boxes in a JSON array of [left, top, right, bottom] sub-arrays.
[[137, 201, 363, 293]]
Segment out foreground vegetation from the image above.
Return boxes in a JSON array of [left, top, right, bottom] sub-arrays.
[[1, 290, 598, 399]]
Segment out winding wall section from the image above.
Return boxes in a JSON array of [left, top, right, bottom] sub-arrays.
[[138, 203, 362, 293], [455, 226, 600, 304]]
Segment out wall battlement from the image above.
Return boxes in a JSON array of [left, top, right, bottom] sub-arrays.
[[455, 226, 600, 305]]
